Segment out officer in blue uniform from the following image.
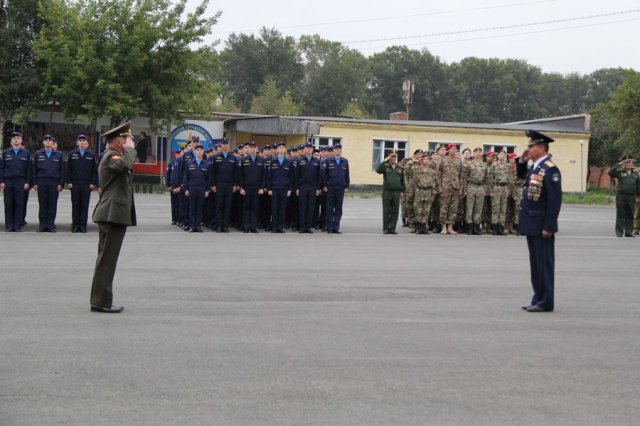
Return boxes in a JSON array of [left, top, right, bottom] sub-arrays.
[[295, 141, 322, 233], [166, 148, 181, 225], [323, 144, 350, 234], [66, 134, 98, 232], [1, 131, 32, 232], [238, 141, 266, 233], [267, 142, 293, 233], [211, 138, 238, 232], [517, 130, 562, 313], [33, 134, 65, 232], [182, 144, 210, 233]]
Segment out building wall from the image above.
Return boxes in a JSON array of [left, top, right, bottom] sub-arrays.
[[314, 121, 589, 192], [232, 131, 305, 148]]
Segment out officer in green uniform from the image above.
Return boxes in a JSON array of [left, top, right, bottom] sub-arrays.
[[376, 151, 405, 234], [608, 155, 640, 237], [89, 121, 137, 313]]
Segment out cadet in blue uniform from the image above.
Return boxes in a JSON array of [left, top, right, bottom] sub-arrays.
[[323, 144, 350, 234], [33, 134, 65, 232], [267, 142, 293, 233], [66, 134, 98, 233], [295, 141, 322, 233], [518, 130, 562, 313], [211, 138, 238, 232], [1, 131, 32, 232], [238, 141, 266, 233], [166, 148, 180, 225], [182, 144, 210, 233]]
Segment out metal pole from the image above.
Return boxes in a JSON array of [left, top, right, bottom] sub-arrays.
[[579, 140, 584, 197]]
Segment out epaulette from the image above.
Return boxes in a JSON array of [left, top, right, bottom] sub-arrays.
[[544, 160, 555, 168]]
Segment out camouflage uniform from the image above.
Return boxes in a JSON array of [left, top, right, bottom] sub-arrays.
[[413, 163, 439, 226], [404, 159, 419, 226], [428, 157, 442, 229], [464, 160, 488, 225], [399, 157, 411, 223], [489, 160, 511, 231], [437, 156, 464, 226], [510, 165, 525, 227]]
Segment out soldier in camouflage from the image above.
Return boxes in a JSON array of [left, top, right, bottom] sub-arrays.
[[398, 155, 411, 227], [403, 150, 423, 232], [463, 147, 487, 235], [437, 143, 464, 235], [488, 150, 511, 235], [412, 154, 439, 234]]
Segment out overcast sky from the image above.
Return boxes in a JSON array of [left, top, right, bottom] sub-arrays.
[[186, 0, 639, 74]]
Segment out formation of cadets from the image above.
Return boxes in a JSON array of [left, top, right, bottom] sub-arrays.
[[1, 131, 98, 233], [397, 143, 527, 236], [166, 137, 351, 234]]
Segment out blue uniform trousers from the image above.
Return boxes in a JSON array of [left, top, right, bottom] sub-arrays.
[[326, 187, 345, 232], [70, 184, 91, 228], [298, 189, 316, 230], [3, 178, 26, 230], [188, 189, 205, 231], [37, 179, 60, 230], [215, 184, 233, 229], [527, 235, 555, 311], [271, 189, 288, 231], [242, 188, 260, 231]]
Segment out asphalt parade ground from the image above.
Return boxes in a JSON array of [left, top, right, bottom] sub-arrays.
[[1, 192, 639, 425]]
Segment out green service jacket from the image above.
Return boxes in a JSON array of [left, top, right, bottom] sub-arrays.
[[376, 161, 405, 191], [608, 164, 640, 196], [92, 147, 137, 226]]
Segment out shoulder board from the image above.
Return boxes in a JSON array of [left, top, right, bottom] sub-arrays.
[[544, 161, 555, 168]]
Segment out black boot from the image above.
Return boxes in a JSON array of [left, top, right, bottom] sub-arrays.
[[473, 224, 480, 235], [466, 223, 473, 235], [402, 217, 409, 227], [498, 224, 506, 235], [492, 224, 499, 235], [423, 223, 431, 235]]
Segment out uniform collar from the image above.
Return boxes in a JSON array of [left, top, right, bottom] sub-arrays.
[[533, 155, 548, 170]]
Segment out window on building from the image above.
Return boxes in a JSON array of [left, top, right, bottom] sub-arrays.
[[314, 136, 342, 148], [428, 141, 463, 153], [372, 139, 408, 170], [483, 144, 517, 154]]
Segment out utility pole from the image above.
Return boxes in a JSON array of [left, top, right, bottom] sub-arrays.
[[402, 80, 414, 120]]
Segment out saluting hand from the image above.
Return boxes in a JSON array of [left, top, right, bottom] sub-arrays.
[[185, 190, 190, 197], [205, 191, 210, 198], [542, 230, 553, 238], [57, 185, 62, 192]]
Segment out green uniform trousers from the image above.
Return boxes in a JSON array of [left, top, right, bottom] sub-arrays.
[[615, 193, 635, 236], [491, 186, 509, 225], [413, 188, 434, 223], [439, 188, 459, 225], [382, 190, 401, 232], [466, 184, 485, 224], [90, 222, 128, 307]]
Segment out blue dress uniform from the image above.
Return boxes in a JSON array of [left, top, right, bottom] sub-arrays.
[[178, 149, 195, 229], [1, 140, 32, 232], [324, 152, 350, 234], [182, 155, 210, 232], [66, 147, 98, 232], [211, 148, 238, 232], [267, 153, 293, 233], [239, 150, 266, 233], [518, 130, 562, 312], [166, 155, 178, 224], [33, 147, 65, 231], [294, 145, 322, 233]]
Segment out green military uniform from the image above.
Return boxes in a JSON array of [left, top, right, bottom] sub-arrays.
[[90, 122, 137, 312], [509, 164, 525, 230], [608, 160, 640, 237], [377, 157, 405, 234], [412, 161, 439, 234], [437, 156, 463, 229], [489, 160, 511, 234], [463, 159, 488, 234]]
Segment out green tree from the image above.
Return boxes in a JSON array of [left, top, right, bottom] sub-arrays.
[[0, 0, 42, 146], [34, 0, 220, 130], [340, 101, 370, 119], [363, 46, 450, 121], [299, 35, 369, 115], [220, 28, 303, 112], [249, 78, 302, 116]]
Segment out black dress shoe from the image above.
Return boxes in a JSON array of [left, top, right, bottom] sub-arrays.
[[90, 305, 124, 313], [526, 305, 550, 312], [332, 230, 342, 234], [521, 305, 532, 310], [305, 229, 314, 234], [625, 234, 635, 238], [81, 226, 87, 233], [250, 228, 259, 233]]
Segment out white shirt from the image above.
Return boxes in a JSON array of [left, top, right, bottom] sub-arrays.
[[532, 155, 549, 170]]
